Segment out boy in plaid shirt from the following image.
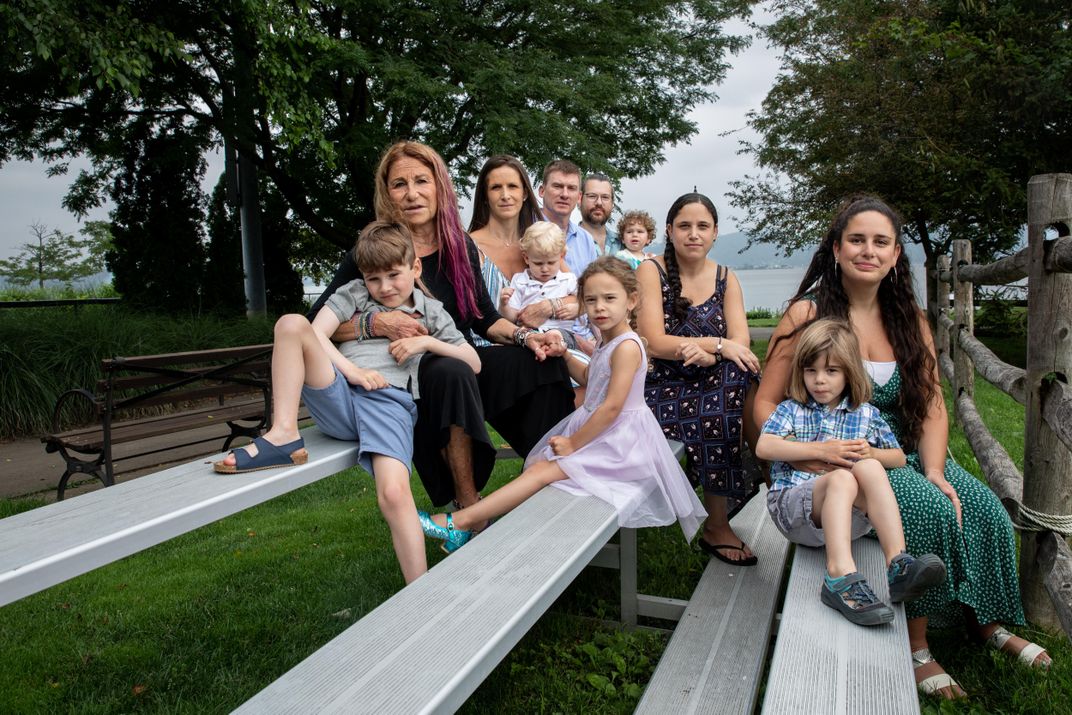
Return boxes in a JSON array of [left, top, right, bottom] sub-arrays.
[[757, 319, 945, 626]]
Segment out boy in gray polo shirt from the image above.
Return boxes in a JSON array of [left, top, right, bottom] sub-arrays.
[[214, 221, 480, 584]]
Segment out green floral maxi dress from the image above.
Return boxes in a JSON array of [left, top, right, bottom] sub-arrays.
[[872, 367, 1025, 627]]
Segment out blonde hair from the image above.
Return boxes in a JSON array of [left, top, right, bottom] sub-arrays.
[[578, 255, 642, 332], [788, 318, 872, 409], [520, 221, 566, 257], [619, 210, 656, 245]]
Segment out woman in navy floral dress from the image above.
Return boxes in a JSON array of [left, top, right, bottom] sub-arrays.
[[637, 193, 762, 564]]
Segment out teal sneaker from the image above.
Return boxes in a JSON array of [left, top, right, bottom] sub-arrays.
[[820, 572, 895, 626]]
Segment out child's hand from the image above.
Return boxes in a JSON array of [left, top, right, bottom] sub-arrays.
[[678, 342, 717, 367], [815, 439, 865, 468], [851, 440, 872, 460], [348, 367, 389, 391], [499, 287, 515, 308], [549, 435, 575, 456], [389, 336, 432, 365]]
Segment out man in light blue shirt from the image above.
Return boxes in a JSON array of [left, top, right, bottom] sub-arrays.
[[580, 172, 622, 256], [539, 159, 601, 277]]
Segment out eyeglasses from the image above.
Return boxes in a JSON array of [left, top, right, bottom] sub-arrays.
[[584, 193, 612, 204]]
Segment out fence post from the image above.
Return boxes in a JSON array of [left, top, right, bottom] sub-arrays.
[[1021, 174, 1072, 628], [936, 254, 951, 368], [952, 240, 974, 399]]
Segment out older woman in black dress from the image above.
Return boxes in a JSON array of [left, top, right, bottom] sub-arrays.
[[311, 141, 574, 517]]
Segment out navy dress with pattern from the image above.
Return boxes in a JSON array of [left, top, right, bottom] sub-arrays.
[[644, 263, 759, 517]]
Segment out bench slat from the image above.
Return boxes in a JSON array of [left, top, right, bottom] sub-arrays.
[[46, 399, 266, 451], [233, 488, 621, 714], [0, 429, 357, 607], [761, 538, 917, 714], [102, 344, 272, 369], [635, 487, 791, 715]]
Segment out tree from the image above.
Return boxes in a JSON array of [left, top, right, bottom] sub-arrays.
[[0, 0, 750, 252], [106, 124, 208, 312], [0, 222, 108, 289], [729, 0, 1072, 311]]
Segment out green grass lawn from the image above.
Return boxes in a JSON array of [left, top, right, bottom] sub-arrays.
[[1, 338, 1069, 713]]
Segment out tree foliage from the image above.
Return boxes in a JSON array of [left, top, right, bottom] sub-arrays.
[[0, 221, 109, 288], [730, 0, 1072, 274], [1, 0, 750, 252]]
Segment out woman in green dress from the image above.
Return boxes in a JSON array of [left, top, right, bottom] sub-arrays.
[[753, 196, 1051, 699]]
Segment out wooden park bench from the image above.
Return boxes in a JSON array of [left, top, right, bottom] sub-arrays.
[[40, 344, 273, 499]]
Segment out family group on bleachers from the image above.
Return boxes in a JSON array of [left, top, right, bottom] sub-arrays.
[[213, 141, 1051, 699]]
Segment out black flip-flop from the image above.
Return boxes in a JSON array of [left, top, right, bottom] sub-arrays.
[[698, 538, 758, 566]]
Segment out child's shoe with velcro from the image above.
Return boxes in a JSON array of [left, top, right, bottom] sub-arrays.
[[887, 552, 946, 604], [820, 572, 895, 626]]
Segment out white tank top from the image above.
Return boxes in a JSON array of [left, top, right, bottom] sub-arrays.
[[864, 359, 896, 387]]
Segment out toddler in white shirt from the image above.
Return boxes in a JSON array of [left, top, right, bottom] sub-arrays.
[[500, 221, 581, 350]]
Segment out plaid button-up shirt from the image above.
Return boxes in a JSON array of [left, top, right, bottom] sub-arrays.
[[762, 396, 901, 491]]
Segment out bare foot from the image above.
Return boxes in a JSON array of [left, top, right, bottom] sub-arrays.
[[701, 522, 755, 561]]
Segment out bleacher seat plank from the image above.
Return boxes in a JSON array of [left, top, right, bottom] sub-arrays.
[[761, 537, 916, 714], [0, 428, 357, 607], [233, 487, 621, 715], [635, 487, 790, 715]]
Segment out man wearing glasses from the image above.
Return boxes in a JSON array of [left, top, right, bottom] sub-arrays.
[[579, 172, 622, 257]]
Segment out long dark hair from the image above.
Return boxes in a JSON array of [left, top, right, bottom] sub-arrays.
[[663, 192, 718, 325], [468, 155, 543, 235], [779, 195, 935, 449]]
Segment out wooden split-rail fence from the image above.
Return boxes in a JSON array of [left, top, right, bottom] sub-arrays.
[[933, 172, 1072, 638]]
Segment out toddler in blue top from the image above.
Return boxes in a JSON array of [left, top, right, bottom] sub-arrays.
[[757, 318, 946, 626]]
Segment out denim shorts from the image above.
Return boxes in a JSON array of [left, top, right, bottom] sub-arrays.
[[767, 480, 872, 547], [300, 366, 417, 475]]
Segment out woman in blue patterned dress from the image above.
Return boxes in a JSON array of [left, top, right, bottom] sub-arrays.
[[637, 193, 763, 564], [754, 196, 1051, 699]]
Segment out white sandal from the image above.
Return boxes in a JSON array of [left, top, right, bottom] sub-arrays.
[[985, 625, 1050, 669], [913, 648, 965, 697]]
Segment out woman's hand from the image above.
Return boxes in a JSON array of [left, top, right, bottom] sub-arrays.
[[926, 468, 963, 526], [372, 311, 428, 340], [677, 342, 717, 367], [346, 367, 389, 391], [549, 435, 575, 456], [719, 340, 761, 373], [524, 331, 567, 361], [389, 336, 432, 365], [517, 299, 552, 329]]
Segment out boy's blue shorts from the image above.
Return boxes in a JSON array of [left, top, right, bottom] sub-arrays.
[[301, 366, 417, 475]]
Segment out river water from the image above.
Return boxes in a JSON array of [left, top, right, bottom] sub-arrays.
[[735, 266, 930, 312]]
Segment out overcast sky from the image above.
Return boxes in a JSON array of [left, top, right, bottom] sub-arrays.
[[0, 9, 780, 259]]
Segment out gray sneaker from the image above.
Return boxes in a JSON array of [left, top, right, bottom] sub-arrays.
[[820, 572, 895, 626], [888, 552, 946, 604]]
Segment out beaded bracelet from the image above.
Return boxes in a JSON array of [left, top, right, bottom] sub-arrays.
[[513, 327, 534, 347]]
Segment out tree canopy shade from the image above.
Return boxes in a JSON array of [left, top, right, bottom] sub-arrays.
[[729, 0, 1072, 281], [0, 0, 750, 252]]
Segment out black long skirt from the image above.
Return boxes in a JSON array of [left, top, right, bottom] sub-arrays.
[[413, 347, 573, 506]]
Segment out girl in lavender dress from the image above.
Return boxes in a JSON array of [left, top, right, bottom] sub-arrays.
[[419, 256, 707, 552]]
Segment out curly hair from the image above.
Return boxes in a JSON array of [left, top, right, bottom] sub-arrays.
[[663, 193, 719, 326], [619, 210, 656, 246], [373, 141, 480, 321], [779, 195, 936, 449], [467, 155, 543, 235]]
